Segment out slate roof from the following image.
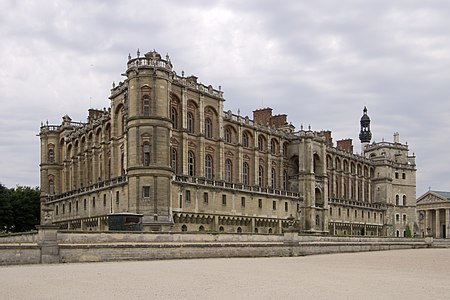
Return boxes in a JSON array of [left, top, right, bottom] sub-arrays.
[[431, 191, 450, 200]]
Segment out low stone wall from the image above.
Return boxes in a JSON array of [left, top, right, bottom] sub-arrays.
[[0, 232, 40, 265], [0, 229, 444, 265]]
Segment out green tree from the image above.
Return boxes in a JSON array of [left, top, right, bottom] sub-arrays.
[[405, 225, 412, 238], [0, 183, 14, 232], [10, 186, 40, 232]]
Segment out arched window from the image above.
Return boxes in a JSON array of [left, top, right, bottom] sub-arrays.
[[171, 148, 178, 173], [283, 170, 288, 190], [187, 112, 194, 133], [121, 114, 125, 135], [171, 107, 178, 129], [48, 177, 55, 195], [205, 154, 213, 179], [242, 132, 249, 148], [258, 135, 265, 151], [271, 139, 277, 155], [199, 225, 205, 232], [315, 215, 320, 226], [237, 227, 242, 233], [120, 153, 125, 175], [282, 143, 288, 157], [143, 143, 150, 166], [396, 195, 399, 206], [143, 96, 150, 116], [271, 168, 276, 188], [268, 228, 273, 234], [243, 162, 249, 185], [48, 148, 55, 163], [258, 165, 265, 187], [219, 226, 224, 232], [205, 118, 212, 138], [225, 159, 232, 182], [403, 195, 407, 206], [181, 225, 187, 232], [188, 151, 195, 176], [224, 127, 232, 143]]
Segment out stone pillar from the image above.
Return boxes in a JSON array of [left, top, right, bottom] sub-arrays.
[[446, 209, 450, 239], [36, 224, 60, 264], [425, 210, 430, 236], [435, 209, 441, 238]]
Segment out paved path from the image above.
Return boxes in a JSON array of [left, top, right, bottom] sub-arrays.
[[1, 248, 449, 299]]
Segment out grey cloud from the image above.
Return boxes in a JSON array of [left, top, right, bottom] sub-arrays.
[[0, 0, 449, 195]]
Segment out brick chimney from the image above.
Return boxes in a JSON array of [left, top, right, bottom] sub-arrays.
[[270, 114, 287, 127], [336, 139, 353, 153], [323, 131, 333, 147], [253, 108, 273, 125]]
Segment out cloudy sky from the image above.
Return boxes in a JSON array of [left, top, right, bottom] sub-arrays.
[[1, 0, 449, 196]]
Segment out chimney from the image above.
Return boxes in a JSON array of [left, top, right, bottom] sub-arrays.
[[253, 108, 273, 125], [336, 139, 353, 153], [322, 131, 333, 147], [270, 114, 287, 127], [393, 132, 400, 143]]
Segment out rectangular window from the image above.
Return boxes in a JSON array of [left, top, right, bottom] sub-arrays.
[[116, 191, 120, 206], [284, 202, 288, 212], [204, 192, 209, 205], [395, 172, 399, 179], [258, 199, 263, 209], [186, 190, 191, 204], [273, 201, 277, 210], [179, 194, 183, 208], [143, 186, 151, 199], [241, 197, 245, 207], [76, 201, 79, 212], [84, 199, 87, 211], [402, 214, 407, 223], [103, 194, 107, 207], [402, 173, 406, 180], [222, 194, 227, 206], [92, 197, 96, 208], [396, 214, 400, 222]]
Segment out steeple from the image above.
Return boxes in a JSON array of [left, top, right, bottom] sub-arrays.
[[359, 106, 372, 150]]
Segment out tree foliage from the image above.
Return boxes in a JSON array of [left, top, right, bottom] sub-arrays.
[[0, 183, 40, 233]]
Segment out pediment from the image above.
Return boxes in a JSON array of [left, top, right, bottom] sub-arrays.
[[417, 192, 450, 204]]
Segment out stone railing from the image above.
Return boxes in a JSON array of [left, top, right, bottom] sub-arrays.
[[174, 175, 300, 199], [40, 121, 85, 133], [127, 57, 172, 70], [328, 197, 387, 210], [45, 175, 128, 203]]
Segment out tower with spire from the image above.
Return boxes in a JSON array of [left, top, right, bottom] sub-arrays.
[[359, 106, 372, 152]]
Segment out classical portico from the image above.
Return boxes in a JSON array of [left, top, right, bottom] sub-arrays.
[[417, 191, 450, 238]]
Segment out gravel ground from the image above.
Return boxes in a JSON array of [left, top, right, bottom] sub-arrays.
[[1, 248, 449, 300]]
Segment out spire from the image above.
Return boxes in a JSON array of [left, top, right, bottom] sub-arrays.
[[359, 106, 372, 144]]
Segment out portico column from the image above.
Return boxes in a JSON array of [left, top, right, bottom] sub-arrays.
[[446, 209, 450, 239], [435, 209, 441, 238], [425, 210, 430, 236]]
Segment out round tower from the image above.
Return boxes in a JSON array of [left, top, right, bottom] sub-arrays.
[[124, 49, 174, 231], [359, 106, 372, 152]]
